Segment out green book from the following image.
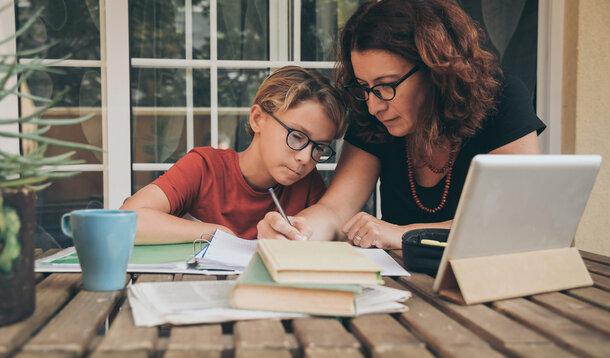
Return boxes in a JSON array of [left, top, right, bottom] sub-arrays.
[[230, 253, 362, 317]]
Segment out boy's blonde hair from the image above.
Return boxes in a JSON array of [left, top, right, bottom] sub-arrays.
[[247, 66, 347, 139]]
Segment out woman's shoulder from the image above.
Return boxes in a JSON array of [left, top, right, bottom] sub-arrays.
[[470, 74, 545, 152], [497, 73, 532, 103]]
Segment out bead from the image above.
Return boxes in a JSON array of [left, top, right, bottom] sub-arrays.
[[407, 144, 456, 213]]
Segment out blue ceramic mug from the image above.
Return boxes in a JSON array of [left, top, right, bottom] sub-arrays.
[[61, 209, 137, 291]]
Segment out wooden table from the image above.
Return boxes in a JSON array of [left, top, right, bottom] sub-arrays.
[[1, 249, 609, 358]]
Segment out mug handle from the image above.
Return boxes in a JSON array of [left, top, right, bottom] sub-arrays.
[[61, 213, 73, 238]]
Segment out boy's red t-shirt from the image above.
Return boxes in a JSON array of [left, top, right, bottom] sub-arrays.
[[152, 147, 326, 240]]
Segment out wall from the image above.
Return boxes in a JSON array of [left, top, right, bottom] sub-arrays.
[[563, 0, 610, 255]]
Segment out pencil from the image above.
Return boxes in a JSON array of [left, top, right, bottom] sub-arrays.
[[268, 187, 293, 226]]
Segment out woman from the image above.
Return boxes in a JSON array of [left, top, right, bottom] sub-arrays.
[[257, 0, 545, 249]]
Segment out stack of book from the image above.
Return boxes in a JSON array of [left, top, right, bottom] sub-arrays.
[[230, 239, 407, 316]]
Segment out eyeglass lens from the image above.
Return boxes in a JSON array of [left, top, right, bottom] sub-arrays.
[[286, 131, 334, 162], [347, 85, 395, 101], [346, 66, 419, 101]]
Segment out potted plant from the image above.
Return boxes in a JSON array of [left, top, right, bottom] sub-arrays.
[[0, 7, 102, 325]]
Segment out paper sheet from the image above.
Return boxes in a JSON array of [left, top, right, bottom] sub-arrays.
[[356, 248, 410, 276], [195, 229, 259, 271], [128, 280, 410, 326]]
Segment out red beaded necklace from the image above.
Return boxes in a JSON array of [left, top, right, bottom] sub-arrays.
[[406, 144, 457, 214]]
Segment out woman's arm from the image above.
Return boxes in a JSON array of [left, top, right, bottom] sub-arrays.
[[257, 142, 381, 241], [489, 131, 540, 154], [120, 184, 235, 245], [345, 131, 542, 249]]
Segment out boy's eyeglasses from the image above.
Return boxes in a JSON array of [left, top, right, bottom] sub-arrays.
[[262, 109, 336, 163], [344, 65, 419, 101]]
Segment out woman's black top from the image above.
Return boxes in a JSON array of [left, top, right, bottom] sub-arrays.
[[343, 74, 547, 225]]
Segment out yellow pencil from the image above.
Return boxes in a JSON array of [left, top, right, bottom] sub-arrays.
[[420, 239, 447, 247]]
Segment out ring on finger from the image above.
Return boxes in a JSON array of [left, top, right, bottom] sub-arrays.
[[353, 235, 362, 243]]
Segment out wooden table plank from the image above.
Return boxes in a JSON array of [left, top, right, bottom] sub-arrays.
[[398, 273, 574, 358], [0, 274, 81, 358], [88, 299, 158, 358], [580, 250, 610, 266], [530, 292, 610, 335], [164, 325, 224, 358], [13, 353, 74, 358], [235, 349, 292, 358], [590, 273, 610, 291], [18, 289, 121, 357], [399, 293, 505, 358], [234, 319, 291, 354], [292, 317, 360, 350], [566, 286, 610, 310], [303, 348, 365, 358], [584, 260, 610, 277], [493, 298, 610, 358], [349, 314, 434, 357]]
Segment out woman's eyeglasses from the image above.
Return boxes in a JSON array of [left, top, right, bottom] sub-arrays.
[[344, 65, 419, 101], [262, 108, 336, 163]]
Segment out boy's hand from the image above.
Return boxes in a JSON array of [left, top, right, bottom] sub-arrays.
[[257, 212, 311, 241]]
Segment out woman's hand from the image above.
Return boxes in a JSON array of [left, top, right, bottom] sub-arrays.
[[257, 212, 311, 241], [342, 212, 405, 249]]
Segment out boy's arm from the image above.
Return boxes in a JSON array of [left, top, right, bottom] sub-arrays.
[[120, 184, 235, 245]]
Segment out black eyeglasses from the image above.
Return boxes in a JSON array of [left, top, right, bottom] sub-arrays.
[[262, 108, 336, 163], [344, 65, 419, 101]]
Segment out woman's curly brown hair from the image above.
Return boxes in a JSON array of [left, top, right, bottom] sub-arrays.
[[335, 0, 502, 162]]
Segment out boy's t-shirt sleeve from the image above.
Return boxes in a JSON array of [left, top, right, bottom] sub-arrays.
[[152, 150, 210, 216]]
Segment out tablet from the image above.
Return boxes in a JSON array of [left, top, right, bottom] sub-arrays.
[[433, 154, 602, 293]]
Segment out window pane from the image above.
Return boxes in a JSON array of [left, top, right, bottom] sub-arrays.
[[219, 113, 251, 151], [16, 0, 100, 60], [133, 171, 166, 192], [132, 114, 187, 163], [300, 0, 365, 61], [217, 0, 269, 60], [193, 69, 211, 107], [131, 68, 187, 163], [131, 68, 186, 107], [35, 172, 104, 248], [459, 0, 538, 99], [192, 0, 211, 59], [218, 68, 268, 107], [130, 0, 186, 59], [21, 68, 102, 164], [194, 113, 212, 147]]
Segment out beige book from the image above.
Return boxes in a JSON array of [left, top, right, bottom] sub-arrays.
[[257, 239, 383, 284], [231, 253, 361, 316]]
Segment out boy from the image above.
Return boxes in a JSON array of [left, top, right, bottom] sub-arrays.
[[121, 66, 346, 243]]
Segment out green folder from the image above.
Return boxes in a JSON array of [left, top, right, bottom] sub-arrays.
[[46, 243, 197, 265]]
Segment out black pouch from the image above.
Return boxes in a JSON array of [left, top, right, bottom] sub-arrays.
[[402, 228, 450, 276]]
